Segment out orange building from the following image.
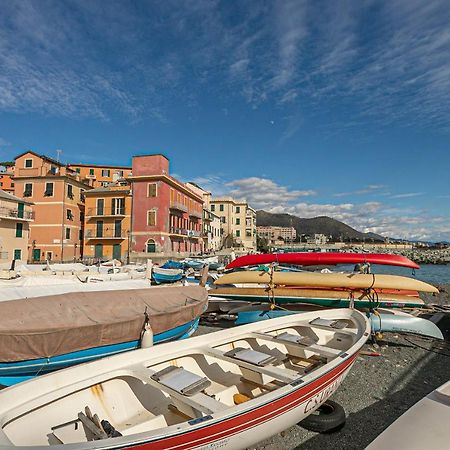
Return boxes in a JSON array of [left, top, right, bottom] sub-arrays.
[[68, 163, 132, 188], [83, 181, 132, 262], [13, 151, 91, 262], [0, 163, 15, 193]]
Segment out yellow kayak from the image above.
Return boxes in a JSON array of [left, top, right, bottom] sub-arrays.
[[215, 271, 439, 293]]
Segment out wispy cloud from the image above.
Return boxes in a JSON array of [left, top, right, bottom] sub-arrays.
[[333, 185, 387, 197], [390, 192, 425, 199]]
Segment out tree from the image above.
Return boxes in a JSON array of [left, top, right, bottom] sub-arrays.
[[257, 235, 269, 253]]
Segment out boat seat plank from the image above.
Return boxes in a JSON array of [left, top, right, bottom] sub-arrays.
[[131, 367, 229, 415], [204, 348, 298, 383], [249, 332, 343, 359], [151, 366, 211, 396], [223, 348, 279, 366]]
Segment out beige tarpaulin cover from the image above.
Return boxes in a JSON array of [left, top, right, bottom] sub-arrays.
[[0, 285, 208, 362]]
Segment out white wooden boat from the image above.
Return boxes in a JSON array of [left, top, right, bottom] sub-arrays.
[[0, 309, 369, 449], [366, 379, 450, 449]]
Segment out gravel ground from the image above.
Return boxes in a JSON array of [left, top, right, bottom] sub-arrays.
[[195, 323, 450, 450]]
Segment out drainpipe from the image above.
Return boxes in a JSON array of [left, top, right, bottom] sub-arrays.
[[61, 178, 66, 262]]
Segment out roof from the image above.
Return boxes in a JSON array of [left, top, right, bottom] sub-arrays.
[[84, 185, 131, 195], [0, 189, 33, 205], [14, 150, 64, 167], [68, 163, 132, 169]]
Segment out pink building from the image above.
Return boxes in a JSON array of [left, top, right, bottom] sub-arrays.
[[130, 154, 203, 255]]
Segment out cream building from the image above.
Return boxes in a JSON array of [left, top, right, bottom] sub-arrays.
[[209, 197, 257, 251], [257, 226, 297, 244], [185, 183, 221, 252], [0, 189, 34, 262]]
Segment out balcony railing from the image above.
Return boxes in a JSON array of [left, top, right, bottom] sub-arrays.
[[169, 227, 202, 238], [0, 207, 34, 220], [86, 207, 126, 217], [189, 210, 202, 219], [169, 201, 188, 212], [85, 229, 126, 239]]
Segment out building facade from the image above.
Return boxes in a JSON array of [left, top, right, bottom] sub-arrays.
[[129, 154, 204, 256], [210, 197, 257, 251], [0, 163, 15, 193], [0, 189, 34, 262], [13, 151, 91, 262], [257, 226, 297, 244], [68, 164, 132, 188], [83, 182, 132, 262]]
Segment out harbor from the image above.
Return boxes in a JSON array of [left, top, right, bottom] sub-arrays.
[[1, 1, 450, 448]]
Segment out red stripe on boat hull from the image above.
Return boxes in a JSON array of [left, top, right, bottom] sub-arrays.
[[126, 353, 358, 450]]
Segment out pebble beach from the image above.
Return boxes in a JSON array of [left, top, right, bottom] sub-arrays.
[[196, 283, 450, 450]]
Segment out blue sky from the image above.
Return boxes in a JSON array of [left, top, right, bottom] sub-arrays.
[[0, 0, 449, 241]]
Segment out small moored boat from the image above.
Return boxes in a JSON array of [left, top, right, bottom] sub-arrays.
[[0, 309, 370, 449], [151, 267, 184, 284], [0, 285, 207, 386]]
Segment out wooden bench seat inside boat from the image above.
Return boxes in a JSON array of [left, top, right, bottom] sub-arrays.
[[249, 331, 343, 361], [205, 347, 299, 386], [132, 366, 229, 419]]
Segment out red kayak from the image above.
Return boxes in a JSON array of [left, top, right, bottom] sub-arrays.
[[226, 252, 420, 270]]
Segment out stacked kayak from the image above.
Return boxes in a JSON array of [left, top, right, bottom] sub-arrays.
[[212, 271, 437, 309], [226, 252, 420, 270]]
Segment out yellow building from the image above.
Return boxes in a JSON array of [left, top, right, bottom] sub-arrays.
[[210, 197, 257, 251], [83, 182, 132, 262], [68, 163, 132, 188], [0, 189, 34, 262]]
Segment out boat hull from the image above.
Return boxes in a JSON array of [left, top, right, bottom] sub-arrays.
[[210, 290, 425, 309], [0, 318, 200, 386], [226, 252, 420, 270], [123, 354, 357, 450]]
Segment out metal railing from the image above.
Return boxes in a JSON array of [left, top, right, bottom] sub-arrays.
[[169, 227, 202, 237], [86, 207, 126, 216], [85, 229, 127, 239]]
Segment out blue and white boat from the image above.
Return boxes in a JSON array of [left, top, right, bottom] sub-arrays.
[[152, 267, 184, 284], [0, 285, 208, 386]]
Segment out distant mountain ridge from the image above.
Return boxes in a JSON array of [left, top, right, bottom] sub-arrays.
[[256, 210, 384, 242]]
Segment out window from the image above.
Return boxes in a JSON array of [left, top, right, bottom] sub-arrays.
[[236, 206, 240, 213], [49, 166, 57, 175], [146, 239, 156, 253], [101, 169, 110, 177], [117, 170, 124, 177], [236, 230, 240, 237], [211, 204, 215, 211], [75, 168, 80, 173], [236, 218, 240, 225], [23, 183, 33, 197], [147, 210, 156, 226], [148, 183, 157, 197], [221, 217, 226, 223], [67, 209, 73, 220], [46, 252, 53, 261], [14, 249, 22, 260], [24, 159, 33, 168], [65, 228, 71, 240], [15, 222, 23, 237], [80, 189, 85, 202], [89, 168, 95, 175], [44, 182, 54, 197], [219, 204, 224, 211], [67, 184, 74, 199]]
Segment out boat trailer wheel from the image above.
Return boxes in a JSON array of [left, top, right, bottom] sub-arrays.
[[298, 400, 346, 433]]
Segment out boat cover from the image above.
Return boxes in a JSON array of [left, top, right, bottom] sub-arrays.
[[0, 285, 208, 362]]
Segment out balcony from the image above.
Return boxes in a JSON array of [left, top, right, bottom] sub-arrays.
[[86, 207, 126, 218], [169, 201, 188, 213], [169, 227, 202, 238], [85, 229, 127, 240], [189, 210, 202, 219], [0, 207, 34, 221]]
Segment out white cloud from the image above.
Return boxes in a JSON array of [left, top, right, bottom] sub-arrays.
[[333, 185, 387, 197], [390, 192, 425, 199]]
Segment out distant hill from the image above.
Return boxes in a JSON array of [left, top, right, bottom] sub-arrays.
[[256, 210, 384, 242]]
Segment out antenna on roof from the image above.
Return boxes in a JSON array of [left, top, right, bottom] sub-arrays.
[[56, 149, 63, 163]]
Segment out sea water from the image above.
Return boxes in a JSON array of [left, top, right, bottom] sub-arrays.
[[340, 264, 450, 285]]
